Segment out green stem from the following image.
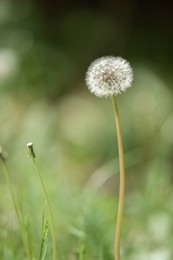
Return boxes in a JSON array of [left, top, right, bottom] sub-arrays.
[[111, 95, 125, 260], [32, 158, 57, 260], [1, 160, 32, 260]]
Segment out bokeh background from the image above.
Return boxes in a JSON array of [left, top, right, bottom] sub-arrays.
[[0, 0, 173, 259]]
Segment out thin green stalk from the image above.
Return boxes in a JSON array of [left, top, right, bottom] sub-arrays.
[[0, 160, 32, 260], [111, 95, 125, 260], [32, 158, 56, 260], [27, 144, 56, 260]]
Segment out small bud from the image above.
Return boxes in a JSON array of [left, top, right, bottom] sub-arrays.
[[85, 56, 133, 98], [0, 146, 8, 161], [27, 142, 36, 158]]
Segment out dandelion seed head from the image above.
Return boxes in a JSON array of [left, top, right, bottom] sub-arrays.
[[85, 56, 133, 98], [27, 142, 33, 148], [27, 142, 36, 158]]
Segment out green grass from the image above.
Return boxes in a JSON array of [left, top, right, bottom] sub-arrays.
[[0, 67, 173, 259], [1, 155, 173, 259]]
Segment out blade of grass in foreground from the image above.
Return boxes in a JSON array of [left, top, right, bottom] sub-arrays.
[[79, 243, 86, 260], [27, 142, 57, 260], [0, 147, 32, 260], [39, 214, 49, 260]]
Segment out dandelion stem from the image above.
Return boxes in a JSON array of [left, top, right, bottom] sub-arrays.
[[111, 95, 125, 260], [0, 159, 32, 260], [27, 143, 56, 260]]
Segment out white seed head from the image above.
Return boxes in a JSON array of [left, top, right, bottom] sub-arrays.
[[27, 142, 36, 158], [27, 142, 33, 148], [85, 56, 133, 98]]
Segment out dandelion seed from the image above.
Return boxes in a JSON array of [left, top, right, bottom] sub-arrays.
[[85, 56, 133, 98]]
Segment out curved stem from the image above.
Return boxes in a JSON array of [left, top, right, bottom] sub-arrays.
[[111, 95, 125, 260]]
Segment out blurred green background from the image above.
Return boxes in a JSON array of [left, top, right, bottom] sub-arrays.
[[0, 0, 173, 259]]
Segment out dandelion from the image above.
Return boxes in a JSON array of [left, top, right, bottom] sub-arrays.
[[86, 56, 133, 98], [86, 56, 133, 260]]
